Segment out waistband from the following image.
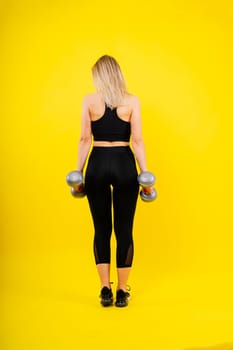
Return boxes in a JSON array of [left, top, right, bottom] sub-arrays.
[[91, 145, 133, 153]]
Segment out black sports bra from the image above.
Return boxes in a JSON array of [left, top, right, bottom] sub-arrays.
[[91, 103, 131, 142]]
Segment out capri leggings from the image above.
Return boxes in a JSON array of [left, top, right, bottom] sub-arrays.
[[85, 146, 139, 268]]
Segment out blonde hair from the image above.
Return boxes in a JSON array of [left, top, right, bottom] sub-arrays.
[[91, 55, 129, 109]]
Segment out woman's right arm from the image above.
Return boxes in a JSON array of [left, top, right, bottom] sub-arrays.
[[130, 96, 147, 173], [77, 95, 92, 172]]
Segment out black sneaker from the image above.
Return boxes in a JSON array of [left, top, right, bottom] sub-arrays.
[[99, 286, 113, 307], [115, 288, 131, 307]]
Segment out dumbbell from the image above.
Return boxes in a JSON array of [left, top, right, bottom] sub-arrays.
[[137, 171, 157, 202], [66, 170, 86, 198]]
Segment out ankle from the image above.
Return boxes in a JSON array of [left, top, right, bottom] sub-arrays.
[[117, 284, 131, 292], [101, 285, 111, 290], [101, 281, 113, 290], [117, 286, 127, 292]]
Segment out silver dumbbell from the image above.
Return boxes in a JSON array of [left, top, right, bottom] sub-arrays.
[[66, 171, 86, 198], [137, 171, 157, 202]]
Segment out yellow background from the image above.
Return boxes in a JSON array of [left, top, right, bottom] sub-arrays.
[[1, 0, 233, 349]]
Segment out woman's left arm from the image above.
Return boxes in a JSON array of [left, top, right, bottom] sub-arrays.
[[77, 96, 92, 172]]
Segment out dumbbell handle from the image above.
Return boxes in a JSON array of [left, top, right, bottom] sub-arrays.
[[142, 186, 154, 195], [72, 183, 84, 191]]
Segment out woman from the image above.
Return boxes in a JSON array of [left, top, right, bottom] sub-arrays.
[[77, 55, 148, 307]]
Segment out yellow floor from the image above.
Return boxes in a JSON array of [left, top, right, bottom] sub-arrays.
[[2, 252, 233, 350]]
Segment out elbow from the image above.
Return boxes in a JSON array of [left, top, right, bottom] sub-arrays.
[[132, 137, 144, 147], [79, 135, 92, 145]]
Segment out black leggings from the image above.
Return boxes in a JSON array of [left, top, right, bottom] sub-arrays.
[[85, 146, 139, 268]]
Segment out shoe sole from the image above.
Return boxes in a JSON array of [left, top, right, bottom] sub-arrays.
[[100, 298, 113, 307], [115, 302, 128, 307], [115, 295, 130, 307]]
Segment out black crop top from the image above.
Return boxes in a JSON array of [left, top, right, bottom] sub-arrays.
[[91, 103, 131, 142]]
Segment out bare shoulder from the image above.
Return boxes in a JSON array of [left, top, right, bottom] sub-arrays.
[[127, 93, 141, 108], [82, 93, 97, 103]]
